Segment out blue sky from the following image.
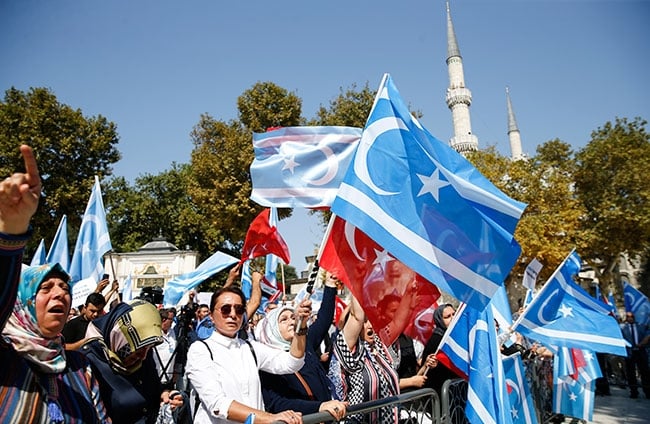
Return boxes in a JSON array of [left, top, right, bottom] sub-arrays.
[[2, 0, 648, 271]]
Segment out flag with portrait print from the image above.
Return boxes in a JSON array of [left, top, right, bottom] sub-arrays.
[[330, 73, 526, 312]]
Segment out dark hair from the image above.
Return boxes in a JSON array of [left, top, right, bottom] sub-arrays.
[[159, 308, 174, 320], [210, 287, 247, 313], [85, 292, 107, 308]]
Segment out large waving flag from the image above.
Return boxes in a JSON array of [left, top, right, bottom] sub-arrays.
[[29, 239, 46, 266], [46, 215, 70, 272], [552, 347, 601, 421], [240, 208, 290, 265], [624, 281, 650, 326], [503, 353, 538, 424], [69, 176, 112, 286], [250, 126, 362, 207], [320, 215, 441, 346], [513, 251, 627, 356], [163, 251, 238, 307], [330, 74, 526, 311]]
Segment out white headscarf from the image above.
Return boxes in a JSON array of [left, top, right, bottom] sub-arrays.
[[258, 305, 294, 351]]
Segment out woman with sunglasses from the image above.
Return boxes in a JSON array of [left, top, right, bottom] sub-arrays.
[[186, 286, 312, 423]]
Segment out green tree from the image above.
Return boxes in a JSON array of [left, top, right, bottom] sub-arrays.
[[237, 81, 303, 132], [105, 164, 207, 255], [310, 82, 376, 127], [0, 87, 120, 253], [467, 142, 585, 283], [574, 117, 650, 289], [186, 82, 303, 257]]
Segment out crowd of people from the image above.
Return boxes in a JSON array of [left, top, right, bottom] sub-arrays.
[[2, 144, 649, 424]]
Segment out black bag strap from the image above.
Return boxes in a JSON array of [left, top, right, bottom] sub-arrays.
[[192, 339, 257, 420]]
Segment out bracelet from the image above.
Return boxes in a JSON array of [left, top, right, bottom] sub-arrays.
[[296, 326, 308, 336]]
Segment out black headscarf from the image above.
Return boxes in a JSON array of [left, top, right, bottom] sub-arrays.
[[432, 303, 454, 337]]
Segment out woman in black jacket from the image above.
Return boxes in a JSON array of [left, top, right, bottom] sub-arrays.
[[259, 273, 347, 421]]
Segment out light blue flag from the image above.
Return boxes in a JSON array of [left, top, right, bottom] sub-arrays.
[[624, 282, 650, 326], [552, 347, 600, 421], [69, 176, 112, 286], [46, 215, 70, 272], [331, 74, 526, 311], [437, 302, 512, 424], [464, 304, 513, 424], [514, 251, 627, 356], [503, 353, 539, 424], [241, 259, 252, 300], [258, 206, 281, 314], [250, 126, 362, 208], [121, 274, 133, 302], [163, 251, 238, 307], [30, 239, 46, 266]]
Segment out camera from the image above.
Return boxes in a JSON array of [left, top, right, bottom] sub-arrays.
[[138, 286, 164, 305]]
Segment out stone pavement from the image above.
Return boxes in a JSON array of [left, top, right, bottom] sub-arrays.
[[590, 385, 648, 424]]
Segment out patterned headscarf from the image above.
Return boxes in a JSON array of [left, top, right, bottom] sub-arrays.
[[2, 264, 71, 423], [1, 263, 70, 373], [258, 304, 294, 351], [86, 299, 163, 375]]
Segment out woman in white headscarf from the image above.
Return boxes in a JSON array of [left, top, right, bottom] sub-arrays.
[[258, 273, 347, 421]]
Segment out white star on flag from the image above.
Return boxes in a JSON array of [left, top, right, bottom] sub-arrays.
[[558, 304, 573, 318], [372, 248, 394, 271], [282, 155, 299, 173], [416, 168, 450, 201]]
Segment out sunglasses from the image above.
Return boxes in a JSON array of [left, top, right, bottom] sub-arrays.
[[220, 304, 245, 317]]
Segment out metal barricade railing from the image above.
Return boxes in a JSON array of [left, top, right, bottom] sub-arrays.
[[272, 388, 440, 424], [440, 378, 468, 424]]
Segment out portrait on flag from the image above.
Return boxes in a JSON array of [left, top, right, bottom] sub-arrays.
[[331, 74, 526, 311], [320, 215, 440, 346]]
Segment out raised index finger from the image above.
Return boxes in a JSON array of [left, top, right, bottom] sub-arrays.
[[20, 145, 40, 182]]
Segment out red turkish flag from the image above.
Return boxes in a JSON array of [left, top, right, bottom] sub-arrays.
[[320, 216, 441, 346], [334, 295, 348, 326], [240, 208, 291, 265]]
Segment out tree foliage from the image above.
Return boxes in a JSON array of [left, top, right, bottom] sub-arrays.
[[574, 117, 650, 287], [237, 82, 303, 132], [0, 87, 120, 254]]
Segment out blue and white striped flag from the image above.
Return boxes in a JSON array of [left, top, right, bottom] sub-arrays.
[[29, 239, 46, 266], [331, 74, 526, 311], [251, 126, 362, 208], [553, 347, 600, 421], [69, 176, 112, 286], [46, 215, 70, 272], [503, 353, 538, 424], [514, 251, 627, 356], [163, 251, 238, 307]]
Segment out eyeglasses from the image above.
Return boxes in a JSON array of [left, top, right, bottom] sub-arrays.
[[220, 304, 245, 317]]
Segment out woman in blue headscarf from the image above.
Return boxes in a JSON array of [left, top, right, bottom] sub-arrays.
[[0, 263, 110, 423]]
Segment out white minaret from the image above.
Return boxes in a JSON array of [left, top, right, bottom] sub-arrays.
[[506, 87, 525, 161], [445, 0, 478, 154]]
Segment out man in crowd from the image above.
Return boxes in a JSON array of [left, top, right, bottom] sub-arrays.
[[621, 311, 650, 398], [154, 308, 178, 390], [62, 291, 106, 350]]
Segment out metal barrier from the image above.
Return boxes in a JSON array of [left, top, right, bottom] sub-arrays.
[[439, 379, 468, 424], [272, 388, 441, 424]]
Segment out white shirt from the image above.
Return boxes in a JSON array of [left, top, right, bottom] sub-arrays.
[[154, 327, 177, 384], [186, 331, 304, 423]]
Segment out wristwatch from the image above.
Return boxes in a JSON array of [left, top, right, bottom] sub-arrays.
[[296, 326, 309, 336]]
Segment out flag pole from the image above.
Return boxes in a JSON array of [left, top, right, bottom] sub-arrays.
[[511, 248, 576, 331]]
